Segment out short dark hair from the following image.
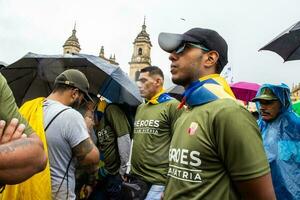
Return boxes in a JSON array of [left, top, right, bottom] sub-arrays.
[[216, 62, 223, 74], [140, 66, 164, 80], [52, 83, 77, 93]]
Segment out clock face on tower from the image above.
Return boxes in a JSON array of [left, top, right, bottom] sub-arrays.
[[137, 56, 141, 62]]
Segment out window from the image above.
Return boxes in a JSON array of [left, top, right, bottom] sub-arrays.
[[138, 48, 142, 55]]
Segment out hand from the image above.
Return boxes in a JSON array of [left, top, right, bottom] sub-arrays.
[[86, 102, 96, 112], [121, 175, 128, 182], [0, 118, 26, 144], [84, 110, 94, 119], [84, 116, 95, 132], [161, 192, 164, 200], [80, 184, 93, 199]]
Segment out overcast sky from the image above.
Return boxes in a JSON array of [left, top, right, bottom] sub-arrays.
[[0, 0, 300, 89]]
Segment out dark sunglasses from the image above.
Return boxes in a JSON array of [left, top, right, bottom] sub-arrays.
[[175, 43, 210, 54]]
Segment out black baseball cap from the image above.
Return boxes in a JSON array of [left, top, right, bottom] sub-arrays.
[[55, 69, 93, 102], [158, 28, 228, 69]]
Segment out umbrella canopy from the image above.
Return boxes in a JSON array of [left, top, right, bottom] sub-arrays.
[[1, 52, 142, 106], [0, 61, 7, 69], [99, 67, 142, 106], [259, 21, 300, 61], [293, 100, 300, 115], [230, 81, 261, 102]]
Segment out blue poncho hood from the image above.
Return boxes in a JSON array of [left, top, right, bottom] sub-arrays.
[[255, 84, 300, 200]]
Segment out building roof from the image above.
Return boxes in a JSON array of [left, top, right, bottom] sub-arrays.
[[63, 24, 81, 50], [134, 17, 152, 46]]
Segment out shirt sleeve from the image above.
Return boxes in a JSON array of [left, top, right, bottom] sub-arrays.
[[63, 109, 90, 148], [214, 105, 270, 181], [168, 99, 183, 135], [0, 74, 33, 135]]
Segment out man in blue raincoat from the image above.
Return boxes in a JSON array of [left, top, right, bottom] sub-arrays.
[[253, 83, 300, 200]]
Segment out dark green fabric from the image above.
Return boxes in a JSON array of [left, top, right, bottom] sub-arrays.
[[0, 74, 33, 135], [96, 104, 130, 175], [131, 99, 182, 184], [164, 98, 270, 200]]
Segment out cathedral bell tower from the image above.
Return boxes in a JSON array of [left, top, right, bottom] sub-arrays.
[[63, 23, 81, 54], [129, 18, 152, 81]]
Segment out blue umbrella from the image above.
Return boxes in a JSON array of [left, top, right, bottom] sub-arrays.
[[99, 67, 142, 106], [1, 52, 142, 106]]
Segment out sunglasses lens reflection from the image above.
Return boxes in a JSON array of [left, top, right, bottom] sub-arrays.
[[175, 44, 186, 54]]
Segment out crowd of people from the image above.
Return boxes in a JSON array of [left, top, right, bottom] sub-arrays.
[[0, 26, 299, 200]]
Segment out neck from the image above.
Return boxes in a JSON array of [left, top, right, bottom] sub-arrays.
[[199, 73, 220, 81], [47, 92, 71, 106], [147, 87, 164, 100], [184, 73, 219, 89]]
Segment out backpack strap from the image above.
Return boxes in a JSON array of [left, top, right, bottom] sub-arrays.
[[45, 108, 70, 131], [44, 107, 71, 199], [55, 157, 72, 200]]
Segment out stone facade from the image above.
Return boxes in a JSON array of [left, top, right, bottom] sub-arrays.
[[98, 46, 119, 65], [291, 83, 300, 102]]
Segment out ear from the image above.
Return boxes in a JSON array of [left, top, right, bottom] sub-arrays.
[[204, 51, 219, 68], [70, 88, 78, 99], [155, 76, 164, 86]]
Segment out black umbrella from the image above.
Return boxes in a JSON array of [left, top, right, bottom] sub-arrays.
[[1, 52, 142, 107], [259, 21, 300, 61], [166, 85, 185, 101]]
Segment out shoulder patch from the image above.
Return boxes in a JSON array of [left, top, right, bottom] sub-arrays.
[[188, 122, 198, 135]]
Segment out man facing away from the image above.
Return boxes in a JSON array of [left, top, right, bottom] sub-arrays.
[[158, 28, 276, 199], [92, 103, 131, 200], [44, 69, 99, 199], [253, 84, 300, 200], [0, 73, 47, 184], [129, 66, 182, 200]]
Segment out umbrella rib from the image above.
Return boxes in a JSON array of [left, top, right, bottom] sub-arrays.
[[22, 71, 38, 101], [284, 43, 300, 61]]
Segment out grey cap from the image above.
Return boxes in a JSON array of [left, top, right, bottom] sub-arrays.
[[55, 69, 93, 102]]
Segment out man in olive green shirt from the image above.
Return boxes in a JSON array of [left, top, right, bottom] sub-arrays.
[[0, 73, 47, 184], [158, 28, 276, 199], [130, 66, 182, 200], [96, 103, 131, 199]]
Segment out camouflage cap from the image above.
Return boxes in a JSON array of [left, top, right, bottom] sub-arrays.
[[252, 87, 278, 102]]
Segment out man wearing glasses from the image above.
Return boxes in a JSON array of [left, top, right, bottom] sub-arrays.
[[253, 84, 300, 200], [158, 28, 276, 199]]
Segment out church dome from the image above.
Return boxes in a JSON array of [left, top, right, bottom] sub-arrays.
[[63, 24, 81, 54], [134, 18, 152, 45]]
